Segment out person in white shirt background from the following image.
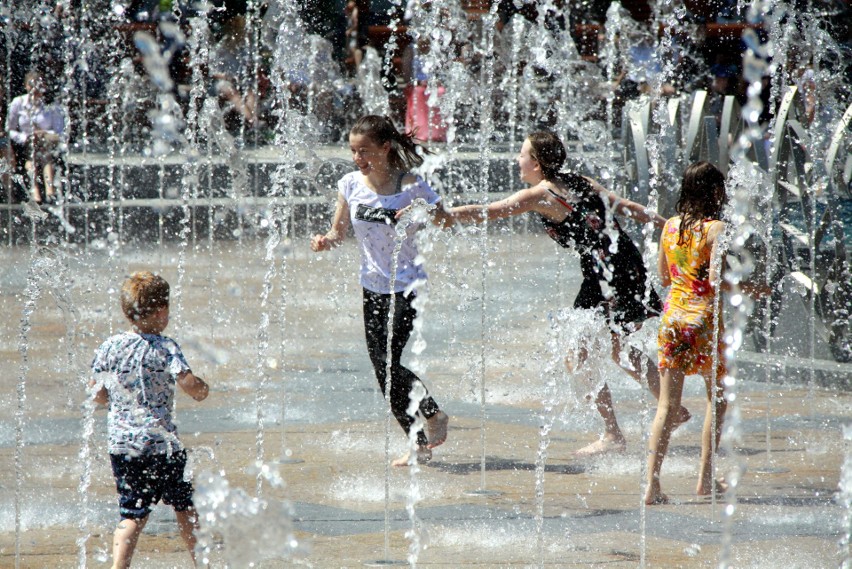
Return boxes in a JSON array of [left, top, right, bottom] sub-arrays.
[[7, 69, 65, 205]]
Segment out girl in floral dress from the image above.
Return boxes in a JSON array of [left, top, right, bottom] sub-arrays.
[[645, 161, 730, 505]]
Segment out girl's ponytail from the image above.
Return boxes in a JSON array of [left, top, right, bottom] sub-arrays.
[[351, 115, 431, 171]]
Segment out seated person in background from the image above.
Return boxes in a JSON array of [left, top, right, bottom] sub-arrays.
[[275, 11, 344, 140], [210, 14, 261, 132], [7, 69, 65, 204], [707, 63, 741, 128]]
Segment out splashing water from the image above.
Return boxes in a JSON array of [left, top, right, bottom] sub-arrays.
[[194, 464, 303, 565], [839, 423, 852, 567], [2, 1, 851, 567]]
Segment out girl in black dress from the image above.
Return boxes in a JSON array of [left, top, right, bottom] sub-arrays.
[[429, 131, 690, 456]]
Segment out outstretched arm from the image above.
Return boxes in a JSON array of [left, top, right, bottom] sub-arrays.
[[706, 221, 770, 297], [177, 371, 209, 401], [707, 220, 735, 293], [396, 200, 457, 228], [442, 188, 545, 225], [311, 193, 350, 251], [586, 177, 666, 229]]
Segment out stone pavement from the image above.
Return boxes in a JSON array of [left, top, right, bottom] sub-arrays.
[[0, 233, 849, 568]]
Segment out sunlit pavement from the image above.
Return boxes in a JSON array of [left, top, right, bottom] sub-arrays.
[[1, 233, 849, 567]]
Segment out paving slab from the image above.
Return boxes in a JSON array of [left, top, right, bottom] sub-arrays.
[[0, 233, 849, 568]]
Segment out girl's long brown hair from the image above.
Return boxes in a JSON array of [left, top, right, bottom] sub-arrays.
[[676, 161, 727, 246], [527, 131, 594, 198], [350, 115, 430, 171]]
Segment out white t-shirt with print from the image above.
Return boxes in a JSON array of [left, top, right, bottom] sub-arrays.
[[339, 171, 440, 294], [91, 331, 191, 456]]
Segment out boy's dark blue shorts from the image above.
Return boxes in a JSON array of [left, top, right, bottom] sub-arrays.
[[110, 450, 194, 519]]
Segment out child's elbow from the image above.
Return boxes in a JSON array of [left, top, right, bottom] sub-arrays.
[[192, 381, 210, 401], [92, 387, 109, 406], [179, 372, 209, 401]]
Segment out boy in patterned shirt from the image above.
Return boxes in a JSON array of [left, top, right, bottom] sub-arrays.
[[90, 271, 209, 568]]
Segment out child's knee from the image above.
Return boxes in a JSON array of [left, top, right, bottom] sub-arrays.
[[656, 401, 678, 423], [116, 515, 146, 532]]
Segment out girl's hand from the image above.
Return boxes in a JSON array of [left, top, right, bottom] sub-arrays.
[[311, 234, 331, 252], [395, 206, 411, 221], [397, 204, 455, 228]]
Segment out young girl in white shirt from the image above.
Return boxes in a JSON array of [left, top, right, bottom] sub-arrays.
[[311, 115, 449, 466]]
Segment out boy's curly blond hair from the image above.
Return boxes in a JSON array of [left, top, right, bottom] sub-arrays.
[[120, 271, 170, 322]]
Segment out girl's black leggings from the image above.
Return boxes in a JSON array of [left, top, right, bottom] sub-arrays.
[[362, 288, 440, 447]]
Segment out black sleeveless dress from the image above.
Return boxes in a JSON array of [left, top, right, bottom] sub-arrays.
[[540, 173, 661, 331]]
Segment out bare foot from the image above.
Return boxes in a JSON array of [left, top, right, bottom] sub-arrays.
[[391, 446, 432, 467], [426, 411, 449, 449], [573, 436, 627, 458], [697, 478, 728, 497], [644, 492, 669, 506]]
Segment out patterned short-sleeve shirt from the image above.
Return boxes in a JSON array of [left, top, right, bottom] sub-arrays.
[[91, 332, 191, 456]]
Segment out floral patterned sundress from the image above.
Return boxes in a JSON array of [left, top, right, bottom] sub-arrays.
[[657, 217, 726, 377]]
